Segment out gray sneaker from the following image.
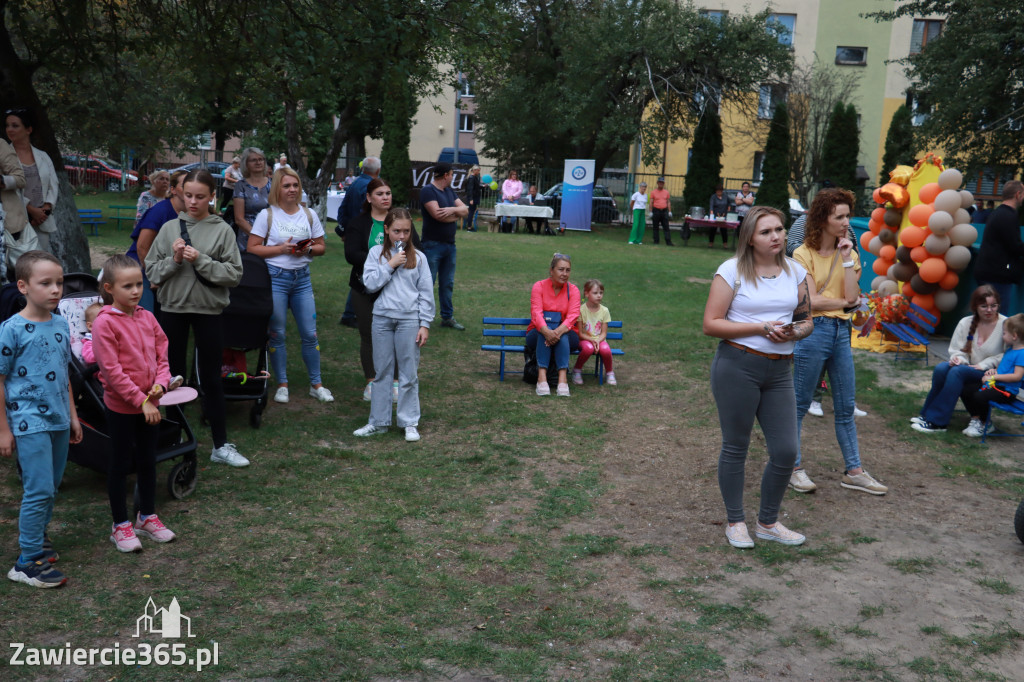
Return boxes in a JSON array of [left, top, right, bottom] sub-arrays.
[[211, 443, 250, 467], [841, 470, 887, 495], [755, 521, 806, 546], [441, 318, 466, 331], [789, 469, 817, 493]]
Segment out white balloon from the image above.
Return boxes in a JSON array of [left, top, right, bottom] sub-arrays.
[[960, 189, 974, 209], [872, 275, 888, 291], [925, 233, 951, 255], [928, 211, 954, 235], [938, 168, 963, 190], [934, 189, 962, 213], [954, 208, 972, 225], [945, 245, 972, 270], [935, 289, 958, 312], [868, 236, 883, 255], [878, 279, 899, 297], [949, 223, 978, 246]]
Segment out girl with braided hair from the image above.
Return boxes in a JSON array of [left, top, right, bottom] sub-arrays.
[[912, 285, 1006, 434]]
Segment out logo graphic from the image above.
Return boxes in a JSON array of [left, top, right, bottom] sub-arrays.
[[135, 597, 195, 639], [571, 165, 587, 181]]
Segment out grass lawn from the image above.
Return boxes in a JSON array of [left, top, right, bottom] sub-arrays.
[[2, 210, 1024, 680]]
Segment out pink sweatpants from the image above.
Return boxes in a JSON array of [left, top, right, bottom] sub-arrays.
[[574, 339, 613, 372]]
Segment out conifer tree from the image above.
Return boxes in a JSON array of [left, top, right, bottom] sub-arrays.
[[757, 102, 791, 225], [683, 108, 723, 214]]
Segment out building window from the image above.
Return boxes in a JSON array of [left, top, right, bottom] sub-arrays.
[[906, 91, 931, 126], [758, 84, 787, 119], [966, 166, 1015, 197], [752, 152, 765, 183], [459, 75, 474, 98], [767, 13, 795, 47], [835, 46, 867, 66], [910, 19, 942, 54], [701, 10, 727, 21], [459, 114, 474, 133]]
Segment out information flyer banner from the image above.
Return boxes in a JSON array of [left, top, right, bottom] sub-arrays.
[[561, 160, 595, 232]]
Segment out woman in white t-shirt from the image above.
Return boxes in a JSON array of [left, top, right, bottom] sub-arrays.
[[702, 206, 814, 550], [247, 168, 333, 405], [628, 182, 648, 245]]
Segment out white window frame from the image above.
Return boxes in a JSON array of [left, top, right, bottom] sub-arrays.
[[458, 113, 475, 133], [835, 46, 867, 66], [767, 13, 795, 48]]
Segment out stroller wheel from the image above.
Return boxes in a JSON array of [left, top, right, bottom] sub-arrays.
[[168, 460, 198, 500], [1015, 499, 1024, 545]]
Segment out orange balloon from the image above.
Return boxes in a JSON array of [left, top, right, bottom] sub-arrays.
[[879, 244, 896, 261], [860, 230, 874, 251], [940, 271, 959, 290], [902, 282, 915, 297], [910, 246, 929, 263], [873, 187, 884, 205], [880, 183, 911, 208], [918, 182, 941, 204], [871, 207, 886, 223], [900, 226, 926, 248], [919, 257, 947, 283], [909, 203, 935, 228], [912, 294, 935, 310], [869, 219, 883, 234], [872, 258, 891, 276]]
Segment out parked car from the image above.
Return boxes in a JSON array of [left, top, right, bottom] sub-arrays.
[[63, 154, 142, 192], [536, 183, 619, 223], [437, 148, 480, 166]]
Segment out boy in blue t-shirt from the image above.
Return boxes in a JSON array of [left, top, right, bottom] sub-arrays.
[[962, 313, 1024, 437], [2, 251, 82, 588]]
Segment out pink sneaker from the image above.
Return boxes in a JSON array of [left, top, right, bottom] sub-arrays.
[[134, 514, 176, 543], [110, 522, 142, 553]]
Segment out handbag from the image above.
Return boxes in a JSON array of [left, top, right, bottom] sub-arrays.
[[5, 223, 40, 272]]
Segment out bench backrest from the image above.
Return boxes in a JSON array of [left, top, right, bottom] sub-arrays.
[[482, 317, 623, 344]]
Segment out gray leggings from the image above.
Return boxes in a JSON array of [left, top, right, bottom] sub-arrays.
[[710, 342, 799, 524]]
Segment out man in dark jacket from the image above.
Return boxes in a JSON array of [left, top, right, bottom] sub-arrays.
[[336, 156, 380, 326], [462, 166, 481, 231], [974, 180, 1024, 310]]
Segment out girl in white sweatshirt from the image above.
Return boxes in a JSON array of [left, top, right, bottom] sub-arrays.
[[353, 208, 435, 442]]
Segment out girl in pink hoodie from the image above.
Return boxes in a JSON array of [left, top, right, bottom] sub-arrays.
[[92, 255, 177, 553]]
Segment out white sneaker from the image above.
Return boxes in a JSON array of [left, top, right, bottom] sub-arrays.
[[353, 423, 388, 437], [571, 369, 583, 385], [405, 426, 420, 442], [789, 469, 817, 493], [362, 383, 372, 401], [211, 443, 249, 467], [725, 522, 754, 549], [273, 386, 289, 403], [962, 418, 985, 438], [536, 382, 550, 396], [853, 405, 868, 417], [807, 400, 824, 417], [309, 386, 334, 403], [556, 383, 571, 397], [605, 372, 617, 386]]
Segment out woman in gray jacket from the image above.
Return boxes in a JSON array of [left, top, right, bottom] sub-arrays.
[[353, 208, 435, 443]]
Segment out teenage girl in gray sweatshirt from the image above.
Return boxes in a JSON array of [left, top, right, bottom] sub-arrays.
[[353, 208, 435, 442]]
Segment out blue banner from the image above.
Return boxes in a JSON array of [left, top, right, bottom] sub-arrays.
[[561, 160, 595, 232]]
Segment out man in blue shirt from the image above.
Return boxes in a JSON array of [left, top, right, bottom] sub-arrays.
[[336, 157, 380, 326]]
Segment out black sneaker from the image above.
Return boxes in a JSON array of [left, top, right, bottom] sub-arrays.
[[911, 420, 946, 433], [441, 318, 466, 331], [41, 534, 58, 563], [7, 558, 67, 588], [339, 317, 358, 328]]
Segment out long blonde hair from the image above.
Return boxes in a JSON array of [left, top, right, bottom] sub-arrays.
[[734, 206, 792, 287]]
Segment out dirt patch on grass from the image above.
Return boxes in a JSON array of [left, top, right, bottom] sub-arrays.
[[564, 353, 1024, 678], [89, 242, 125, 270]]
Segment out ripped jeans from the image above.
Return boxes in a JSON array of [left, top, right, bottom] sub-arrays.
[[268, 264, 322, 386]]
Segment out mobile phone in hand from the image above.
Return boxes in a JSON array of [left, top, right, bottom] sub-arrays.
[[291, 238, 313, 253]]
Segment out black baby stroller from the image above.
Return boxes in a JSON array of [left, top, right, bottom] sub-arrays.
[[193, 252, 272, 428], [60, 280, 199, 501]]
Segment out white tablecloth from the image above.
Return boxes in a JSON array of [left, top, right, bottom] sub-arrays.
[[494, 204, 554, 219], [326, 190, 345, 221]]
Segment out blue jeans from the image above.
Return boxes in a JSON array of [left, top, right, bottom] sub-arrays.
[[794, 317, 861, 471], [526, 329, 580, 372], [920, 362, 984, 427], [268, 264, 322, 386], [17, 429, 70, 560], [421, 240, 457, 321]]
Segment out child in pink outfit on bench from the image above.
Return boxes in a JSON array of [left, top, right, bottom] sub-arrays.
[[572, 279, 616, 386]]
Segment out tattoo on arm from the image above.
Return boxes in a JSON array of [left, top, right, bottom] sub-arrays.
[[792, 281, 811, 322]]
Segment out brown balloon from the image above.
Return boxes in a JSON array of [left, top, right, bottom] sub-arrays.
[[893, 262, 918, 282], [879, 228, 895, 244], [884, 209, 903, 227], [910, 274, 939, 295], [896, 245, 913, 264]]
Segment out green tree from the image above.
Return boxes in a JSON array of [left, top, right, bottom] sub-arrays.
[[683, 108, 722, 214], [869, 2, 1024, 173], [474, 0, 792, 176], [380, 79, 416, 208], [821, 102, 859, 191], [879, 104, 916, 184], [757, 102, 791, 225]]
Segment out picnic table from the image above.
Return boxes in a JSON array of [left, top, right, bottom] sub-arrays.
[[683, 216, 740, 244], [109, 204, 137, 231]]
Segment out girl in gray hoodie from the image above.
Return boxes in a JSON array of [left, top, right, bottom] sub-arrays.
[[353, 208, 434, 442]]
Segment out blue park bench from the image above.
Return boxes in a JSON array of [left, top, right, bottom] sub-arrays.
[[78, 209, 105, 236], [481, 316, 624, 384], [878, 301, 936, 363]]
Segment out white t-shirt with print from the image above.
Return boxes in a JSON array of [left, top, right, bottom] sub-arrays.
[[714, 257, 808, 354], [250, 206, 325, 270]]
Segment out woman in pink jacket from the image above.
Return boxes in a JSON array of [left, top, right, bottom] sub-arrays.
[[92, 255, 178, 553], [500, 170, 523, 232]]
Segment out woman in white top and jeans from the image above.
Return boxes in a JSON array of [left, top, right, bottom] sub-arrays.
[[703, 206, 814, 549], [247, 168, 333, 404]]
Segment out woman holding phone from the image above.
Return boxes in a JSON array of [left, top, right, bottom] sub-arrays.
[[703, 206, 814, 548], [247, 168, 332, 405]]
